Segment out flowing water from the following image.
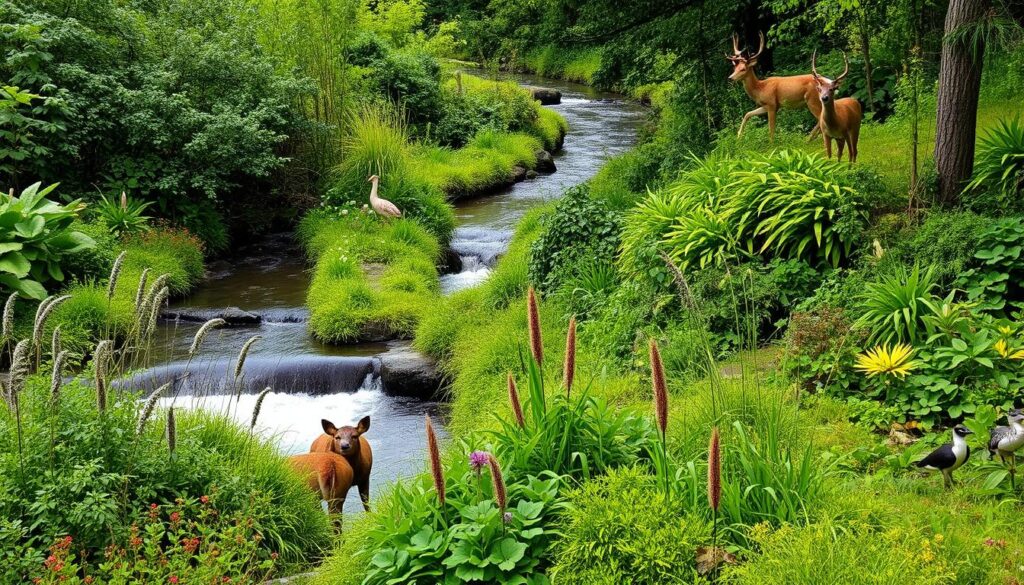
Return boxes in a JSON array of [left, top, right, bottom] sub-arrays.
[[136, 73, 644, 513]]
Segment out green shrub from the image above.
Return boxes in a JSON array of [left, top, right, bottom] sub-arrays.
[[957, 217, 1024, 314], [854, 264, 938, 345], [0, 183, 96, 299], [549, 467, 710, 585], [621, 151, 867, 276], [528, 185, 621, 294], [0, 376, 331, 582], [964, 117, 1024, 214], [94, 192, 152, 238], [120, 227, 206, 295], [59, 221, 118, 284], [875, 211, 990, 286], [724, 522, 955, 584]]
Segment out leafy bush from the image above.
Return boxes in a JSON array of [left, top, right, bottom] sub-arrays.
[[784, 306, 862, 393], [854, 264, 937, 345], [528, 185, 622, 294], [549, 466, 710, 585], [875, 211, 989, 286], [364, 49, 442, 125], [957, 217, 1024, 314], [433, 75, 539, 148], [0, 376, 331, 582], [358, 460, 563, 585], [964, 117, 1024, 214], [620, 151, 866, 278], [0, 183, 95, 299]]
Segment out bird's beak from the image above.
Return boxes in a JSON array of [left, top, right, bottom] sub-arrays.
[[964, 429, 974, 435]]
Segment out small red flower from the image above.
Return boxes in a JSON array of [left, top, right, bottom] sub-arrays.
[[200, 495, 209, 504], [84, 577, 94, 584], [169, 511, 181, 523], [169, 576, 179, 584], [270, 552, 278, 560], [150, 503, 158, 509]]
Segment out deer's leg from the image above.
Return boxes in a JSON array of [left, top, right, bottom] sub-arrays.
[[837, 139, 846, 161], [766, 107, 777, 142], [358, 479, 371, 512], [738, 106, 767, 137], [850, 132, 859, 163], [807, 125, 821, 141], [822, 134, 832, 159]]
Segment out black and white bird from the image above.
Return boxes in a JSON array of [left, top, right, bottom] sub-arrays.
[[989, 409, 1024, 488], [916, 425, 973, 489]]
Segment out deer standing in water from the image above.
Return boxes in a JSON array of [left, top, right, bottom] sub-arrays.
[[310, 416, 372, 511], [288, 451, 356, 519], [726, 32, 822, 141], [812, 51, 862, 163]]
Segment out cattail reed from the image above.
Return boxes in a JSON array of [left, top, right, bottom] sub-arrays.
[[649, 339, 668, 441], [487, 453, 506, 513], [234, 336, 261, 380], [563, 316, 576, 397], [136, 382, 170, 436], [2, 292, 16, 341], [106, 250, 127, 300], [507, 373, 525, 428], [50, 350, 68, 406], [526, 287, 543, 366], [94, 340, 112, 412], [708, 426, 722, 564], [425, 415, 445, 506], [250, 386, 271, 431], [189, 318, 225, 358], [166, 407, 176, 456]]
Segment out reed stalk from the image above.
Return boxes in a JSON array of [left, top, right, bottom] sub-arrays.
[[650, 338, 669, 494], [487, 453, 507, 535], [166, 407, 176, 460], [33, 295, 70, 369], [563, 316, 576, 398], [507, 373, 525, 428], [708, 426, 722, 579], [425, 414, 447, 525], [106, 250, 127, 301], [526, 287, 543, 367], [94, 340, 112, 412], [250, 386, 271, 432], [232, 335, 261, 414], [136, 382, 171, 437]]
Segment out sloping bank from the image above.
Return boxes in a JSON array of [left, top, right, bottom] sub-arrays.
[[302, 76, 568, 344]]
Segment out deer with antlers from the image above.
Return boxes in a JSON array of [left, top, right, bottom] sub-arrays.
[[726, 32, 822, 141], [812, 51, 862, 163]]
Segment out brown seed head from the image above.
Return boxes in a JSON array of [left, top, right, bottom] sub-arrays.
[[488, 453, 507, 512], [527, 287, 543, 366], [563, 316, 576, 397], [650, 339, 668, 439], [507, 373, 525, 428], [708, 427, 721, 511], [425, 415, 445, 505]]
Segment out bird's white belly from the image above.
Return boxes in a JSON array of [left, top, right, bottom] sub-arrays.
[[998, 432, 1024, 452], [949, 443, 968, 471]]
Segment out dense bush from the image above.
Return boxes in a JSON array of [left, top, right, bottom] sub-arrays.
[[0, 378, 331, 583], [549, 467, 710, 585], [433, 76, 540, 148], [874, 211, 989, 286], [528, 185, 622, 294], [957, 217, 1024, 314], [964, 117, 1024, 215], [1, 1, 308, 250]]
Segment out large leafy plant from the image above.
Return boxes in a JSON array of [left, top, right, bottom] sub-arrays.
[[964, 117, 1024, 212], [957, 217, 1024, 314], [0, 183, 94, 299], [854, 264, 937, 346]]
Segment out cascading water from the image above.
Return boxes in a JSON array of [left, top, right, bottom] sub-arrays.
[[134, 74, 642, 513]]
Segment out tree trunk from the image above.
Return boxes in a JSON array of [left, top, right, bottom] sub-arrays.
[[859, 19, 875, 113], [934, 0, 989, 205]]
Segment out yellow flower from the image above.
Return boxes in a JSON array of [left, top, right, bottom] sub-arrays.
[[994, 338, 1024, 360], [854, 343, 919, 378]]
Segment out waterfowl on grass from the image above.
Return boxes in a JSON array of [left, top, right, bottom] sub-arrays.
[[989, 409, 1024, 488], [916, 425, 973, 489], [367, 175, 402, 219]]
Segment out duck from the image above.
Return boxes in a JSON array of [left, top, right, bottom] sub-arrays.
[[989, 408, 1024, 488]]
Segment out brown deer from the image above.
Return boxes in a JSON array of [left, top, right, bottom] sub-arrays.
[[310, 417, 372, 511], [287, 452, 355, 518], [726, 32, 822, 141], [812, 51, 862, 163]]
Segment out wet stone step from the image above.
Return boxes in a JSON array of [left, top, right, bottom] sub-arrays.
[[161, 306, 262, 325]]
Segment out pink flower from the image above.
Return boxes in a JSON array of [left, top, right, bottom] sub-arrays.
[[200, 495, 209, 504], [169, 576, 179, 584]]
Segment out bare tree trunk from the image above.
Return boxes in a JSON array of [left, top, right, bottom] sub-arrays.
[[935, 0, 989, 205], [859, 16, 875, 113]]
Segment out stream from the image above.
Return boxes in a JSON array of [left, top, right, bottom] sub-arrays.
[[137, 73, 645, 513]]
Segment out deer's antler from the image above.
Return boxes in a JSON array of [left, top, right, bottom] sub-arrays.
[[835, 51, 850, 82], [748, 31, 766, 61], [726, 34, 743, 61], [811, 49, 820, 79]]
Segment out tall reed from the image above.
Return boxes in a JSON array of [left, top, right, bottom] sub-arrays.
[[232, 335, 261, 413], [708, 426, 722, 566], [507, 373, 525, 428], [33, 295, 70, 369], [106, 250, 127, 301], [650, 338, 670, 494], [166, 407, 176, 460], [136, 382, 171, 437], [2, 292, 16, 345], [527, 287, 543, 366], [563, 316, 576, 397], [425, 414, 447, 524]]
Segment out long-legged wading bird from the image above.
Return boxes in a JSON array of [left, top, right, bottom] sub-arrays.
[[916, 425, 973, 489], [989, 409, 1024, 488], [367, 174, 401, 219]]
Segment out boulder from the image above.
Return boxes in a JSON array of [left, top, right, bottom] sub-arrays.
[[438, 247, 463, 275], [535, 150, 557, 173], [161, 306, 261, 325], [527, 86, 562, 105], [378, 341, 447, 400], [511, 165, 528, 182], [526, 170, 539, 179]]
